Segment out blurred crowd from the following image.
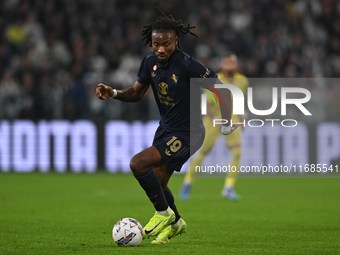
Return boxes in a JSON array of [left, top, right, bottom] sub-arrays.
[[0, 0, 339, 122]]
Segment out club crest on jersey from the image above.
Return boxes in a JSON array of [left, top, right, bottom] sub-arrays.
[[153, 65, 157, 71], [171, 74, 178, 84], [158, 82, 168, 95]]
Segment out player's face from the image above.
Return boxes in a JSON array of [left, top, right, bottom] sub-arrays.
[[152, 31, 178, 64], [221, 56, 238, 74]]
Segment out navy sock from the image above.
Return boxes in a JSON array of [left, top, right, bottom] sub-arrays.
[[134, 170, 168, 211], [163, 187, 181, 223]]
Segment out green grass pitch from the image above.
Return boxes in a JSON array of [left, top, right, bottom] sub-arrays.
[[0, 173, 339, 254]]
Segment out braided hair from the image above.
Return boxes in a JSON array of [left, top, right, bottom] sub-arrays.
[[142, 7, 198, 52]]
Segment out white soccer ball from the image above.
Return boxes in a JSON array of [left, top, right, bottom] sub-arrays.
[[112, 217, 143, 247]]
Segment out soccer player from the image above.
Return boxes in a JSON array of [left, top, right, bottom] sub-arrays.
[[180, 53, 249, 201], [96, 8, 237, 244]]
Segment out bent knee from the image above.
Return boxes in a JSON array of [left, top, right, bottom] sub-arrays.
[[130, 155, 143, 175]]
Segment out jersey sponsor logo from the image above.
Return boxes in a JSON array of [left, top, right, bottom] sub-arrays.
[[158, 93, 174, 106], [158, 82, 168, 95], [171, 74, 178, 84], [153, 65, 157, 71]]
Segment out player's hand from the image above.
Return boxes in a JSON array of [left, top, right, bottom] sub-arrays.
[[221, 124, 240, 135], [96, 83, 113, 100]]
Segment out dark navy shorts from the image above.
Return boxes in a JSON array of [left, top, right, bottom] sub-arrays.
[[152, 126, 205, 172]]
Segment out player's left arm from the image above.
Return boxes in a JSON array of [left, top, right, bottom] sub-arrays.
[[190, 60, 239, 135], [238, 76, 249, 125], [215, 77, 240, 135]]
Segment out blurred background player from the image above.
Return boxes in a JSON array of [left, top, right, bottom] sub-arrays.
[[180, 53, 248, 201]]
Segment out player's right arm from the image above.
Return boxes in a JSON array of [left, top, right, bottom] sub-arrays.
[[96, 81, 150, 102], [96, 52, 152, 102]]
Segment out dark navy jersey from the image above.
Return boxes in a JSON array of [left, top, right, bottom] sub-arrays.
[[137, 48, 218, 133]]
